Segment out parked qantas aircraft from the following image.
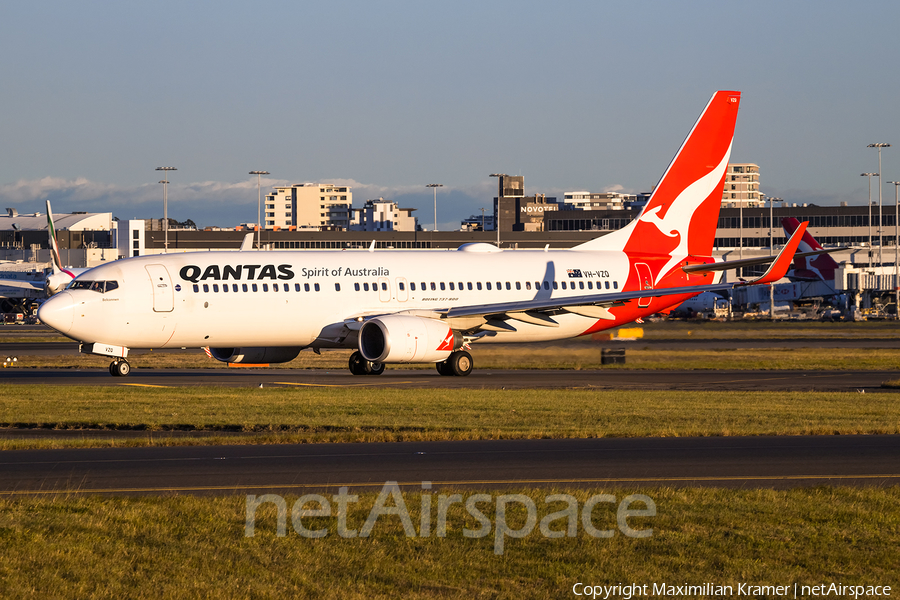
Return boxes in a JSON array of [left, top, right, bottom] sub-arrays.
[[39, 90, 810, 377], [1, 201, 90, 297], [781, 217, 841, 283]]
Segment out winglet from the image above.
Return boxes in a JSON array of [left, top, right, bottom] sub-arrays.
[[740, 221, 808, 286], [239, 232, 254, 251]]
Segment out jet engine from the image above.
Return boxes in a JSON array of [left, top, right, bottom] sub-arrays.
[[208, 347, 303, 364], [358, 315, 461, 363]]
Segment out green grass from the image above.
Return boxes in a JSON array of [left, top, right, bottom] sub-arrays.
[[1, 385, 897, 450], [0, 487, 896, 599]]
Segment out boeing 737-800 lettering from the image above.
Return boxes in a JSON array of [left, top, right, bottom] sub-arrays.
[[38, 91, 810, 377]]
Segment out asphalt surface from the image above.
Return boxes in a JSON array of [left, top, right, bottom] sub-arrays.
[[1, 367, 898, 391], [2, 331, 898, 496], [1, 435, 897, 496]]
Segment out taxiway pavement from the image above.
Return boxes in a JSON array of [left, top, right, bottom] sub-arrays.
[[1, 435, 897, 496]]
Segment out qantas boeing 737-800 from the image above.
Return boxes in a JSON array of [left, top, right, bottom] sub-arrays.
[[38, 91, 810, 377]]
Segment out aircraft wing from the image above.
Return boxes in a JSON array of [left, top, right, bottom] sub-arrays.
[[682, 247, 848, 274], [0, 278, 44, 291], [435, 222, 809, 323]]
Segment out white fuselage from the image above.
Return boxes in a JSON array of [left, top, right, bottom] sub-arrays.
[[40, 245, 643, 350]]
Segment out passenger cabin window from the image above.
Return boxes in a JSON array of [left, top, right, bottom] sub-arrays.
[[613, 281, 618, 289], [294, 283, 301, 292], [315, 283, 320, 291], [516, 282, 521, 290], [243, 284, 249, 292], [486, 282, 492, 290], [476, 282, 482, 290], [335, 283, 341, 291], [399, 282, 405, 291], [364, 283, 369, 291], [304, 283, 310, 292], [525, 282, 531, 290], [355, 283, 360, 291], [410, 282, 416, 291], [440, 282, 445, 291], [252, 284, 258, 292], [203, 284, 209, 292], [431, 282, 436, 291], [467, 282, 473, 291], [553, 282, 559, 290], [381, 282, 387, 291], [213, 284, 219, 292]]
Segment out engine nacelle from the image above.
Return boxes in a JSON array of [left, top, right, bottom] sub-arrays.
[[208, 347, 303, 364], [359, 315, 460, 363]]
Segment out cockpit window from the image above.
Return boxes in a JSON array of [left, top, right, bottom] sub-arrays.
[[69, 280, 119, 293]]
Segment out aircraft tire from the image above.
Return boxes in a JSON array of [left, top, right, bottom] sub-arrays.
[[110, 360, 131, 377], [435, 360, 451, 376], [348, 351, 366, 376], [448, 351, 473, 377], [365, 361, 385, 375]]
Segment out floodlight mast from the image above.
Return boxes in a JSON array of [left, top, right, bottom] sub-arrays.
[[155, 167, 177, 253], [868, 143, 891, 266], [426, 184, 443, 232], [250, 171, 270, 249]]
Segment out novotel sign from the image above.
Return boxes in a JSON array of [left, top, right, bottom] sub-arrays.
[[520, 205, 558, 213]]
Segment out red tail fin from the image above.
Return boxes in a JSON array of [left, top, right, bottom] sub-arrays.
[[576, 90, 740, 261], [782, 217, 839, 282]]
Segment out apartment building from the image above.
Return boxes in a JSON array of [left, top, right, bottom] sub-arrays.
[[264, 183, 352, 230], [722, 163, 763, 207], [350, 198, 417, 232]]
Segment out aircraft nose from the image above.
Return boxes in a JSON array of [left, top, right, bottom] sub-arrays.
[[38, 291, 76, 334]]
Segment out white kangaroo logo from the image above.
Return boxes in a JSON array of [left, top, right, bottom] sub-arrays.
[[638, 143, 732, 284]]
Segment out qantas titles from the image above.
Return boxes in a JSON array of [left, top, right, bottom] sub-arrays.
[[178, 264, 390, 283]]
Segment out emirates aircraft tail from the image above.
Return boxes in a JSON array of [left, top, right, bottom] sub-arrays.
[[782, 217, 840, 282], [575, 90, 741, 265]]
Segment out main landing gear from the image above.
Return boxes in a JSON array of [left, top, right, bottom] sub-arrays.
[[436, 350, 473, 377], [109, 359, 131, 377], [348, 351, 385, 376]]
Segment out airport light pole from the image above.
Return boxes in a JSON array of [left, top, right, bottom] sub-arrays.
[[250, 171, 270, 250], [766, 196, 782, 321], [862, 173, 877, 266], [426, 184, 443, 231], [869, 144, 891, 267], [891, 181, 900, 318], [490, 174, 506, 247], [156, 167, 177, 253], [480, 207, 486, 231]]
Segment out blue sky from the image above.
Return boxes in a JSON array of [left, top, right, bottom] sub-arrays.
[[2, 1, 898, 229]]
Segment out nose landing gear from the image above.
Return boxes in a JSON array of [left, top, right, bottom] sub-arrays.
[[109, 359, 131, 377]]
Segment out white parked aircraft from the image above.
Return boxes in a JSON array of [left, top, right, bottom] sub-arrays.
[[38, 90, 809, 377], [0, 201, 90, 297]]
